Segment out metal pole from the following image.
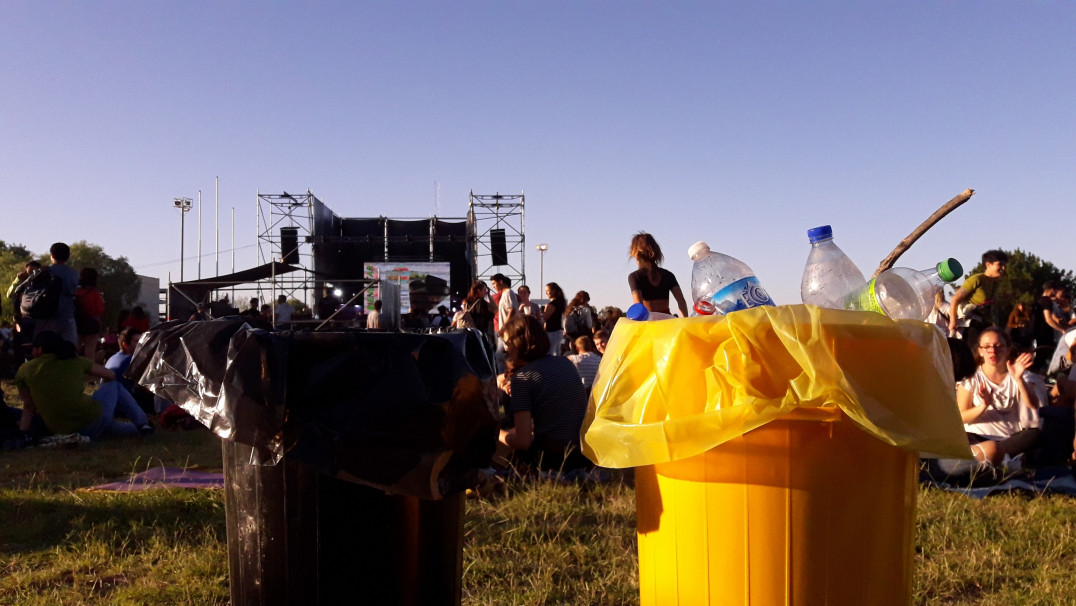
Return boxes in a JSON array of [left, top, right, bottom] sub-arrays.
[[215, 177, 219, 277], [197, 190, 202, 279], [180, 206, 186, 282]]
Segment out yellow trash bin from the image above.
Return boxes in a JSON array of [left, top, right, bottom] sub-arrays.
[[582, 305, 970, 606]]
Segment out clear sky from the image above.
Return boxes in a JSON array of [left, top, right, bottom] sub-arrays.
[[3, 3, 1074, 312]]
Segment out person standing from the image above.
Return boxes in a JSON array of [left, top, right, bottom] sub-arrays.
[[491, 274, 518, 373], [517, 285, 540, 317], [1031, 281, 1069, 373], [36, 243, 80, 347], [543, 282, 567, 356], [74, 267, 105, 363], [7, 260, 41, 363], [274, 294, 294, 328], [367, 300, 383, 330], [628, 232, 690, 318]]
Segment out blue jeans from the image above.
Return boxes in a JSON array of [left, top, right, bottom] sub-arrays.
[[81, 381, 149, 439]]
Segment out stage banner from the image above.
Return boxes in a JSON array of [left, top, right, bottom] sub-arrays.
[[364, 262, 452, 315]]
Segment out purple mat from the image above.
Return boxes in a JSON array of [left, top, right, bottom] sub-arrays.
[[86, 466, 225, 491]]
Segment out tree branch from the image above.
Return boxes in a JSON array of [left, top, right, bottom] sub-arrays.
[[872, 188, 976, 278]]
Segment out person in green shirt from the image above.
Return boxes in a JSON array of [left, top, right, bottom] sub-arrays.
[[949, 250, 1008, 342], [16, 330, 152, 439]]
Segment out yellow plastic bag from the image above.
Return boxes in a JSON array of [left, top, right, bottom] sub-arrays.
[[582, 304, 970, 468]]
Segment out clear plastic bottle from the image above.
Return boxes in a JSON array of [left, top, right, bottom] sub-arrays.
[[844, 258, 963, 321], [800, 225, 866, 309], [687, 241, 776, 315], [626, 302, 674, 321]]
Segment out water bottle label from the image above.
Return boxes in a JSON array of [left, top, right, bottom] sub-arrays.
[[701, 277, 776, 315], [846, 279, 884, 314]]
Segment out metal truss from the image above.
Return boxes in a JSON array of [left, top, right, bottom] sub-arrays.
[[469, 191, 525, 287], [256, 190, 317, 306]]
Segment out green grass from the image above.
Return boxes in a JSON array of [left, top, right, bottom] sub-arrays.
[[5, 378, 1076, 604]]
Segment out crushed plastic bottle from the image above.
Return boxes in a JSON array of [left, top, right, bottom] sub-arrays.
[[800, 225, 866, 309], [845, 258, 963, 321], [626, 302, 674, 321], [687, 241, 776, 316]]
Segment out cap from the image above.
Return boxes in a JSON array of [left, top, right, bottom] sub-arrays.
[[687, 241, 711, 260], [936, 258, 963, 282], [626, 302, 650, 321], [807, 225, 833, 243]]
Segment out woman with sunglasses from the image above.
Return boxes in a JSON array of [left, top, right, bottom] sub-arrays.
[[956, 326, 1040, 465]]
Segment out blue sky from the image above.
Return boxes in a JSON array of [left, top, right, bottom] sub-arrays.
[[3, 3, 1074, 311]]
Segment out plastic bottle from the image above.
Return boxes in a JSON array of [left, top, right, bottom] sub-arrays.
[[844, 258, 963, 321], [687, 241, 776, 315], [800, 225, 866, 309], [626, 302, 674, 321]]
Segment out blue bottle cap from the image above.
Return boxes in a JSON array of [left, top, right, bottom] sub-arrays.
[[626, 302, 650, 321], [807, 225, 833, 243]]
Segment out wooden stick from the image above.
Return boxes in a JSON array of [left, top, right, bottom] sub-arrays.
[[872, 188, 976, 278]]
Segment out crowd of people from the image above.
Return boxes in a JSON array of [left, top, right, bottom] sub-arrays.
[[11, 236, 1072, 482], [1, 243, 159, 447], [931, 249, 1076, 476]]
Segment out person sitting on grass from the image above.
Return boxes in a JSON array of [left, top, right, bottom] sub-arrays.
[[105, 327, 159, 415], [957, 327, 1040, 467], [568, 335, 602, 396], [496, 314, 591, 473], [15, 330, 153, 441]]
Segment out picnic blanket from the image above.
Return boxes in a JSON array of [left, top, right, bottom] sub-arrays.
[[922, 465, 1076, 499], [84, 466, 225, 492]]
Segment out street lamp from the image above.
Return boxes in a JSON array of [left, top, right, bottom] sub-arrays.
[[174, 197, 193, 281], [536, 243, 549, 288]]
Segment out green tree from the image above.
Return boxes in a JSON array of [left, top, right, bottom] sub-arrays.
[[66, 241, 142, 330], [963, 248, 1076, 323]]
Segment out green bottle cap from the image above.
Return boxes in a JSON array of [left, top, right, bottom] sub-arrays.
[[936, 258, 963, 282]]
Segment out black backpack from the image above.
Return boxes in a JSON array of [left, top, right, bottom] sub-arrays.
[[19, 268, 63, 320]]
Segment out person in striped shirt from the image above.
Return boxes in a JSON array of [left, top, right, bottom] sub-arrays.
[[497, 315, 591, 472]]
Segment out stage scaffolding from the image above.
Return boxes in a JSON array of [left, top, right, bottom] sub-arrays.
[[469, 191, 525, 287], [256, 191, 317, 307]]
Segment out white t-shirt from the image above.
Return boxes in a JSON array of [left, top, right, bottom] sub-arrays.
[[497, 289, 518, 332], [367, 309, 382, 329], [274, 302, 294, 324], [960, 367, 1028, 439]]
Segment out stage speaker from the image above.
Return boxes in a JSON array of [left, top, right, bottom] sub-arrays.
[[490, 229, 508, 266], [280, 227, 299, 264]]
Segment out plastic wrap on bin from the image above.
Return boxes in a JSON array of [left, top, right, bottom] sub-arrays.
[[128, 319, 498, 499], [582, 304, 970, 468]]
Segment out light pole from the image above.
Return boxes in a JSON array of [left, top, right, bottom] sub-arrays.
[[536, 243, 548, 288], [173, 197, 193, 281]]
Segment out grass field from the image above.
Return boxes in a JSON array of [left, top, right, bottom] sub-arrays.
[[4, 382, 1076, 604]]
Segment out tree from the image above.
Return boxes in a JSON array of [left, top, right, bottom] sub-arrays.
[[963, 248, 1076, 323]]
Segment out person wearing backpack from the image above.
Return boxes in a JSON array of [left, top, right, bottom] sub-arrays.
[[564, 291, 595, 352], [7, 260, 41, 364], [32, 243, 80, 347]]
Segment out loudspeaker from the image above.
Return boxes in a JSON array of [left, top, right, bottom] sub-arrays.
[[490, 229, 508, 266], [280, 228, 300, 264]]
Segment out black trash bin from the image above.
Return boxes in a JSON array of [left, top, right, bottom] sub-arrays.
[[129, 321, 498, 606]]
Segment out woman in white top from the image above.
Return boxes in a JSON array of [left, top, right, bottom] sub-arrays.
[[956, 326, 1040, 465]]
